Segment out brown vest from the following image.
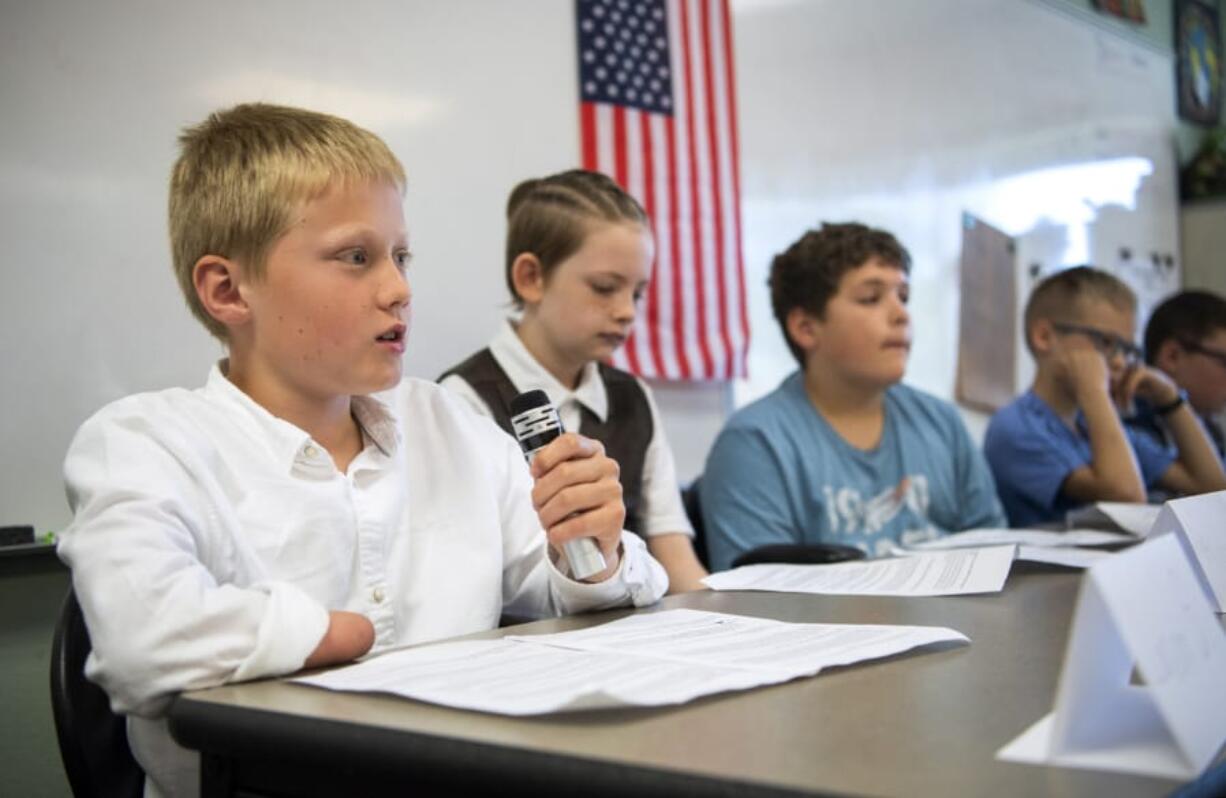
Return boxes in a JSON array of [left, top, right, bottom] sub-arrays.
[[440, 349, 653, 537]]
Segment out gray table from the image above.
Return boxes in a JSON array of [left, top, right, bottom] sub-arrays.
[[168, 564, 1191, 797]]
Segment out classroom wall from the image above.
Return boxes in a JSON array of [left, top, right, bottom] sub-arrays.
[[1045, 0, 1224, 163]]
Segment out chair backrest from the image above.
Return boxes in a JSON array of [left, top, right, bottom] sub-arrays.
[[680, 477, 709, 569], [49, 587, 144, 798]]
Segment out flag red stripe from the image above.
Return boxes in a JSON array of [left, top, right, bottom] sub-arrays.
[[664, 115, 691, 380], [580, 102, 598, 171], [699, 0, 732, 376], [678, 0, 714, 379], [720, 0, 749, 374], [609, 106, 641, 374], [639, 111, 666, 377]]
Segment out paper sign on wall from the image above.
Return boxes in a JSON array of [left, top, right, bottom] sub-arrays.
[[1149, 490, 1226, 613], [997, 535, 1226, 780]]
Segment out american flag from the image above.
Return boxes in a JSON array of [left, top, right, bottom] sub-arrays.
[[576, 0, 749, 381]]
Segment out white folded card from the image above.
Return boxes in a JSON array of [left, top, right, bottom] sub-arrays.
[[702, 545, 1014, 596], [997, 535, 1226, 780], [1149, 490, 1226, 613], [293, 608, 968, 715]]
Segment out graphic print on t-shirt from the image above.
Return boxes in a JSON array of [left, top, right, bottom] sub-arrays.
[[821, 476, 939, 556]]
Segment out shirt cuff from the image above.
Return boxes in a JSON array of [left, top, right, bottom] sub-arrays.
[[233, 581, 331, 682], [547, 531, 668, 610]]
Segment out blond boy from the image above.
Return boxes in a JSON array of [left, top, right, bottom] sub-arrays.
[[59, 104, 666, 797]]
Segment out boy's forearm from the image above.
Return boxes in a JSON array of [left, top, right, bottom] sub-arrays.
[[304, 611, 375, 670], [1165, 405, 1226, 491], [1077, 389, 1146, 501], [647, 532, 709, 593]]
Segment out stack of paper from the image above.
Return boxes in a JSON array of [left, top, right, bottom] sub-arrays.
[[702, 545, 1015, 596], [294, 608, 968, 715]]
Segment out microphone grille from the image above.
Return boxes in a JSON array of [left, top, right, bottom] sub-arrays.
[[509, 389, 551, 417]]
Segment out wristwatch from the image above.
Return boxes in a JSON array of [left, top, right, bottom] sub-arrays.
[[1153, 389, 1188, 416]]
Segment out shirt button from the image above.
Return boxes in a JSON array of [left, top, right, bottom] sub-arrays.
[[303, 444, 319, 459], [372, 587, 385, 604]]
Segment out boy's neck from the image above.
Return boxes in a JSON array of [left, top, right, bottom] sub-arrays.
[[514, 317, 585, 390], [224, 359, 363, 470], [801, 366, 888, 450], [1030, 364, 1078, 423]]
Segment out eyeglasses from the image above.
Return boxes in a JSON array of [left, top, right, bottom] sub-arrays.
[[1180, 339, 1226, 369], [1052, 322, 1143, 364]]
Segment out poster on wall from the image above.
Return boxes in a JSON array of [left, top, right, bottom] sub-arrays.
[[1091, 0, 1147, 24], [1176, 0, 1223, 125], [955, 214, 1017, 413]]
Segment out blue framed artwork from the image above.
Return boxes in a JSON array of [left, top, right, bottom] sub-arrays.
[[1176, 0, 1223, 126]]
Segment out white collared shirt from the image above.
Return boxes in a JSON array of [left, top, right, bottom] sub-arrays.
[[440, 319, 694, 539], [60, 364, 667, 798]]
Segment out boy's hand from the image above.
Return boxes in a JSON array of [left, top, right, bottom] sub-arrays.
[[1115, 364, 1180, 411], [529, 433, 625, 580], [1057, 346, 1110, 405]]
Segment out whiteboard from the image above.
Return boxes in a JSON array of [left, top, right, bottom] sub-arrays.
[[731, 0, 1180, 437], [0, 0, 1183, 532]]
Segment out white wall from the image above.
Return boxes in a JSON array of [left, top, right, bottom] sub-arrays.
[[0, 0, 1184, 532], [731, 0, 1180, 434]]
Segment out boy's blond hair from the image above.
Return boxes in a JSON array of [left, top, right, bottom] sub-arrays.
[[169, 103, 406, 339], [1023, 265, 1136, 354]]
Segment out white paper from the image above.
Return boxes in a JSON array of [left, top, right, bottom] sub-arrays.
[[293, 609, 968, 715], [997, 535, 1226, 780], [1065, 502, 1161, 537], [907, 528, 1132, 550], [1015, 546, 1114, 569], [702, 546, 1015, 596], [1149, 491, 1226, 612]]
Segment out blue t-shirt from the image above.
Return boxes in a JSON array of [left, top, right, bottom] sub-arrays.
[[701, 372, 1007, 571], [983, 390, 1176, 527]]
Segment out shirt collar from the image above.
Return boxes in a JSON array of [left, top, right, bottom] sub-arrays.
[[204, 361, 400, 474], [488, 319, 609, 422]]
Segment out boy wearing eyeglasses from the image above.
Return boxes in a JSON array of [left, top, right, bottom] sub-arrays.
[[1136, 290, 1226, 461], [984, 267, 1226, 527]]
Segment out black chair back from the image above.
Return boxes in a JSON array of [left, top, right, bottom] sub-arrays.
[[680, 477, 709, 569], [50, 587, 144, 798], [731, 543, 865, 568]]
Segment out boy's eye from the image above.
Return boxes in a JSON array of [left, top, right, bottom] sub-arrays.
[[590, 282, 617, 296], [394, 250, 412, 270], [338, 248, 368, 266]]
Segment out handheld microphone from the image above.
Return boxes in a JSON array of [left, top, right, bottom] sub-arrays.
[[509, 389, 608, 580]]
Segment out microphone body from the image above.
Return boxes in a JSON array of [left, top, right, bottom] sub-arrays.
[[509, 390, 608, 580]]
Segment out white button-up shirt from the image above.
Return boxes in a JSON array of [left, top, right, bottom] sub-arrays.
[[440, 319, 694, 538], [60, 364, 667, 798]]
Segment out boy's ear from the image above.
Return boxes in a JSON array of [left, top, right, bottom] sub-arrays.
[[510, 253, 546, 305], [785, 307, 822, 354], [1029, 319, 1056, 355], [1151, 338, 1183, 373], [193, 255, 250, 329]]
